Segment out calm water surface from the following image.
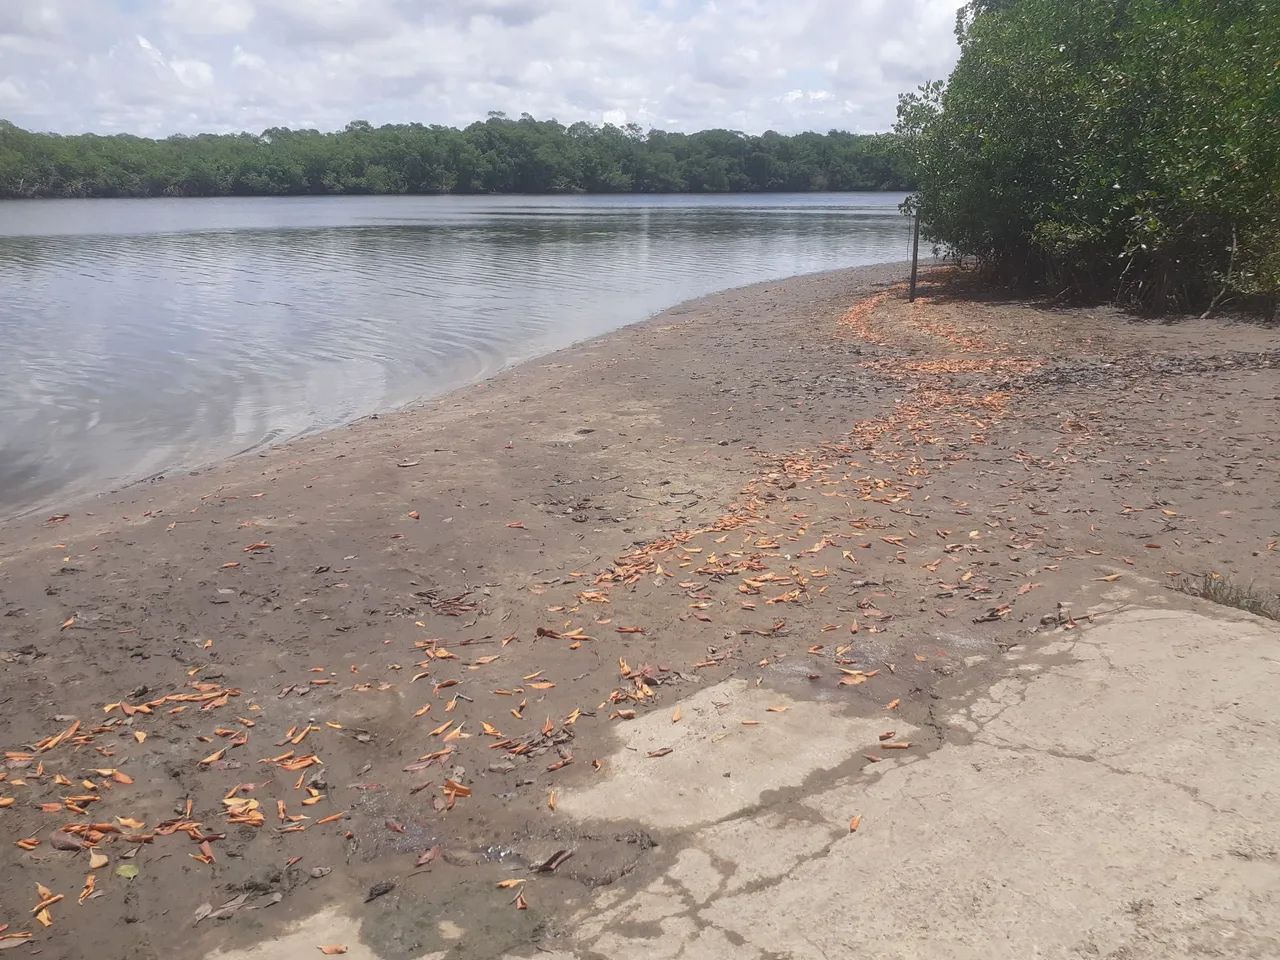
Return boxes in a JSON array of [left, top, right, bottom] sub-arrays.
[[0, 193, 910, 517]]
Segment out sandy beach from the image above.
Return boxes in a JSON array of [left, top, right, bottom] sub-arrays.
[[1, 261, 1277, 960]]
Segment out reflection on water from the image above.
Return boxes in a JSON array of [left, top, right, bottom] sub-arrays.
[[0, 193, 910, 517]]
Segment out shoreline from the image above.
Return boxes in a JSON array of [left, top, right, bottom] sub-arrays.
[[0, 259, 915, 527], [0, 263, 1275, 960]]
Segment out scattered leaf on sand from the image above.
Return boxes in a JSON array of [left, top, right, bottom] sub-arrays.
[[849, 815, 862, 833], [496, 878, 525, 889], [671, 706, 681, 723], [89, 851, 108, 869], [116, 865, 139, 880], [318, 947, 348, 956], [1094, 574, 1123, 582], [514, 891, 528, 910]]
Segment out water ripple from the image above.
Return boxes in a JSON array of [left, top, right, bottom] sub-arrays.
[[0, 193, 910, 517]]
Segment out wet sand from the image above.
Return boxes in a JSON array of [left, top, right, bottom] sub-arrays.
[[0, 262, 1276, 959]]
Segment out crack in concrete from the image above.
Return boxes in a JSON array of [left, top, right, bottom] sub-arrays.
[[975, 735, 1231, 815]]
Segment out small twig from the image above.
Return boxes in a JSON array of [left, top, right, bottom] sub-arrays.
[[1200, 226, 1237, 320]]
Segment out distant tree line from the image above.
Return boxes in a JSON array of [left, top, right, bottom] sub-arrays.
[[896, 0, 1279, 313], [0, 113, 913, 199]]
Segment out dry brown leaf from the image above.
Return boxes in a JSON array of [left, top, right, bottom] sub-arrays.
[[496, 879, 525, 889], [849, 815, 862, 832], [317, 947, 348, 956], [671, 706, 681, 724]]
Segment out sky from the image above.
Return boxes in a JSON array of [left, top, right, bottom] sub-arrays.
[[0, 0, 964, 138]]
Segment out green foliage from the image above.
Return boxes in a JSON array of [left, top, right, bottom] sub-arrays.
[[896, 0, 1280, 312], [0, 114, 913, 199]]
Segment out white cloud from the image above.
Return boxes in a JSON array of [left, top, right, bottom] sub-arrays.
[[0, 0, 964, 136], [162, 0, 256, 35]]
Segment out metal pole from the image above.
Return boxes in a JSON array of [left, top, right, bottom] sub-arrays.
[[908, 211, 921, 302]]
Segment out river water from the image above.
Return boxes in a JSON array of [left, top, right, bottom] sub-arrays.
[[0, 193, 910, 518]]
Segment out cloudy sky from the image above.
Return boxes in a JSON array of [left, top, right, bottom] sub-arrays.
[[0, 0, 963, 137]]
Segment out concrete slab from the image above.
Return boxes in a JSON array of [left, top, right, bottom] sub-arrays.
[[557, 678, 910, 829], [529, 603, 1280, 959], [204, 907, 444, 960]]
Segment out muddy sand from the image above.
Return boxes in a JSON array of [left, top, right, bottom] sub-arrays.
[[0, 262, 1276, 959]]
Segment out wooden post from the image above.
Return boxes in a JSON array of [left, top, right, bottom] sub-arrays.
[[908, 211, 921, 303]]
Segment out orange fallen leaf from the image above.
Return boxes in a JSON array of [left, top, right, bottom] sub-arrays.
[[60, 616, 76, 631], [496, 878, 525, 889], [32, 893, 62, 914], [442, 779, 472, 798], [408, 511, 420, 520], [547, 791, 557, 812], [318, 947, 348, 956], [671, 706, 681, 723], [514, 891, 528, 910], [78, 874, 95, 904], [849, 815, 862, 833], [765, 706, 788, 713], [886, 698, 901, 710], [506, 521, 525, 529], [243, 542, 272, 552], [16, 838, 40, 851], [198, 749, 225, 767], [221, 561, 240, 569]]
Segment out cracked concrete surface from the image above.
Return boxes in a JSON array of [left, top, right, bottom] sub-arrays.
[[521, 600, 1280, 960]]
